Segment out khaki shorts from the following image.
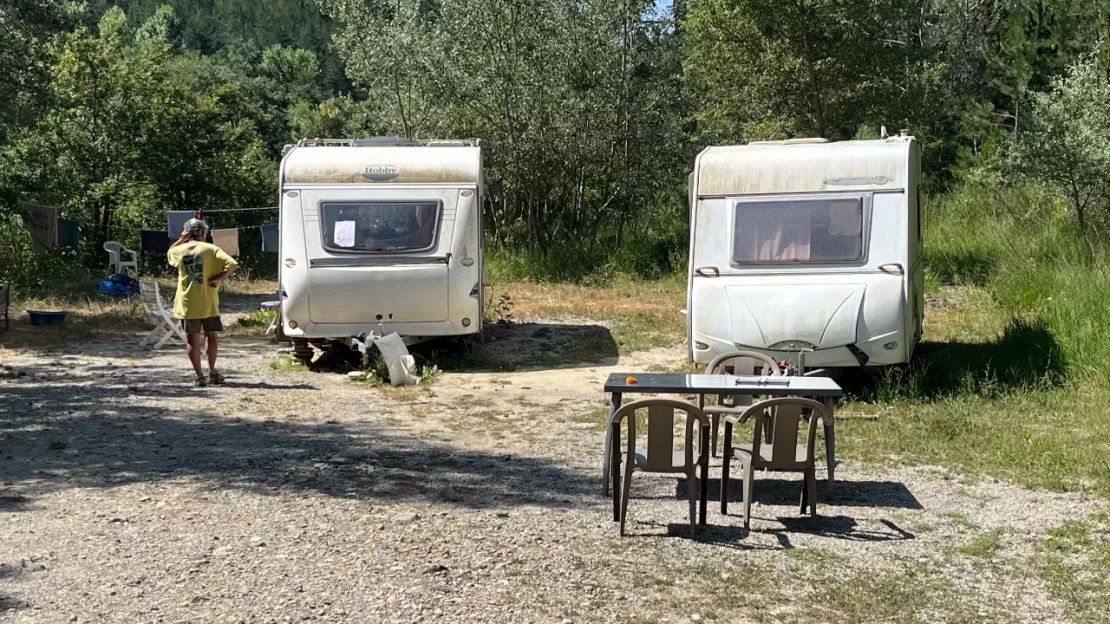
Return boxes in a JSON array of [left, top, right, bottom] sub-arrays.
[[179, 316, 224, 334]]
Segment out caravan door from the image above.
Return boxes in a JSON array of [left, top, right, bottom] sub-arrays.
[[298, 188, 459, 325]]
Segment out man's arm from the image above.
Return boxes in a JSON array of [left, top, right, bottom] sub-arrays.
[[208, 248, 238, 288], [208, 264, 236, 288]]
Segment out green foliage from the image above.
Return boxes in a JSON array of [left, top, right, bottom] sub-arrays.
[[324, 0, 692, 261], [1008, 55, 1110, 237], [0, 0, 82, 141], [236, 308, 276, 328], [83, 0, 350, 92], [0, 7, 272, 248], [683, 0, 922, 143]]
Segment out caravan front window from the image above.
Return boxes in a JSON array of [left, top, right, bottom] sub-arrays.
[[732, 196, 864, 264], [320, 201, 440, 253]]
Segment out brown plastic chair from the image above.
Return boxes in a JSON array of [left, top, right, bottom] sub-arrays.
[[610, 399, 709, 538], [721, 397, 832, 528], [699, 350, 781, 456]]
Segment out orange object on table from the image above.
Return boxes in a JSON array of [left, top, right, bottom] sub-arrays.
[[626, 376, 638, 384]]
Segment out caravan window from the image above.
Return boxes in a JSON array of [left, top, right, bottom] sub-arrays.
[[732, 196, 865, 264], [320, 201, 440, 253]]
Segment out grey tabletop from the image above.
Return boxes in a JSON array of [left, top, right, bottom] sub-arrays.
[[603, 373, 843, 397]]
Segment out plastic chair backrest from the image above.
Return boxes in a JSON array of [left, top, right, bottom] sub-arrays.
[[705, 350, 781, 407], [741, 397, 829, 468], [611, 399, 708, 473], [139, 280, 163, 313]]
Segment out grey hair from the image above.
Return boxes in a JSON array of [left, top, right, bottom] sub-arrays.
[[183, 218, 208, 239]]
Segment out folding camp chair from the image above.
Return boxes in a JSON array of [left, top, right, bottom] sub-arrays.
[[139, 280, 186, 349]]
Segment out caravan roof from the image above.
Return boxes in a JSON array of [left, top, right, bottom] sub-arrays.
[[694, 136, 915, 198], [282, 142, 481, 186]]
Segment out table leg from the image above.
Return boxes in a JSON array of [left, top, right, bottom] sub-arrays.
[[821, 396, 837, 497], [611, 422, 621, 522], [603, 392, 622, 497], [699, 424, 709, 525]]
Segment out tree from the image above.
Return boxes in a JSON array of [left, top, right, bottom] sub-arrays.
[[323, 0, 691, 256], [0, 6, 271, 243], [683, 0, 923, 144], [0, 0, 82, 141], [1008, 56, 1110, 240]]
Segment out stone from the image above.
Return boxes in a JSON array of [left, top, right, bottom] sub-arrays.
[[422, 564, 448, 575]]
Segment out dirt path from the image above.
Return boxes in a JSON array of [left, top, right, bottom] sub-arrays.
[[1, 324, 1106, 623]]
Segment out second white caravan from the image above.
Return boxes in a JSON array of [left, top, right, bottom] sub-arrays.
[[686, 135, 923, 369]]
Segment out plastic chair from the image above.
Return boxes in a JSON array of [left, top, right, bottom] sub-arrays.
[[699, 350, 782, 456], [610, 399, 710, 538], [104, 241, 138, 275], [721, 397, 832, 528], [138, 280, 186, 349]]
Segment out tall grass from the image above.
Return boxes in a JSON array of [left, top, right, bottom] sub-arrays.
[[927, 183, 1110, 386], [842, 181, 1110, 494]]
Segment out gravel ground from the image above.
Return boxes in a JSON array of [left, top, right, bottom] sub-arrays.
[[1, 319, 1108, 623]]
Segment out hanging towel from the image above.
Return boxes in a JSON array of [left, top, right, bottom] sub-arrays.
[[260, 224, 279, 252], [167, 211, 193, 239], [57, 219, 79, 249], [21, 203, 58, 253], [141, 230, 171, 254], [212, 228, 240, 256]]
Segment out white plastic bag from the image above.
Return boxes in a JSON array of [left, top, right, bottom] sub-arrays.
[[373, 333, 420, 387]]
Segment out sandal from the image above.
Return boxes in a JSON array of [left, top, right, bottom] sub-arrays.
[[209, 370, 225, 385], [194, 374, 208, 387]]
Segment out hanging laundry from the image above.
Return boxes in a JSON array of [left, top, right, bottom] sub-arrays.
[[167, 211, 193, 239], [141, 230, 171, 254], [57, 219, 79, 249], [260, 224, 279, 252], [21, 203, 58, 254], [212, 228, 240, 256]]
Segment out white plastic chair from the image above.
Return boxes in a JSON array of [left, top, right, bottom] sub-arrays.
[[139, 280, 186, 349], [104, 241, 138, 275]]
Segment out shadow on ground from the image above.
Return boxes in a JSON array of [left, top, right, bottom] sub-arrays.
[[425, 321, 620, 372], [843, 317, 1066, 400], [687, 477, 922, 510], [0, 357, 599, 511], [636, 515, 915, 548]]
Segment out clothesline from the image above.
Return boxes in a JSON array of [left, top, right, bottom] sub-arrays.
[[17, 202, 280, 256], [112, 222, 276, 235], [194, 206, 277, 213]]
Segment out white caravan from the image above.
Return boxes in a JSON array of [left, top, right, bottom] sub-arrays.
[[686, 135, 923, 369], [278, 138, 484, 356]]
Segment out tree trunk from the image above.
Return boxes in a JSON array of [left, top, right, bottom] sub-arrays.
[[797, 0, 828, 137]]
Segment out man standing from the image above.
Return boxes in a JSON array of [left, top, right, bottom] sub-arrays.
[[168, 218, 237, 386]]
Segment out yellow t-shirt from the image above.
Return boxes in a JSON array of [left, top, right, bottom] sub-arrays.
[[167, 242, 238, 319]]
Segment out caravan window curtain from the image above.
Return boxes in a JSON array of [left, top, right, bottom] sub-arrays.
[[320, 201, 440, 254], [732, 196, 864, 264]]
